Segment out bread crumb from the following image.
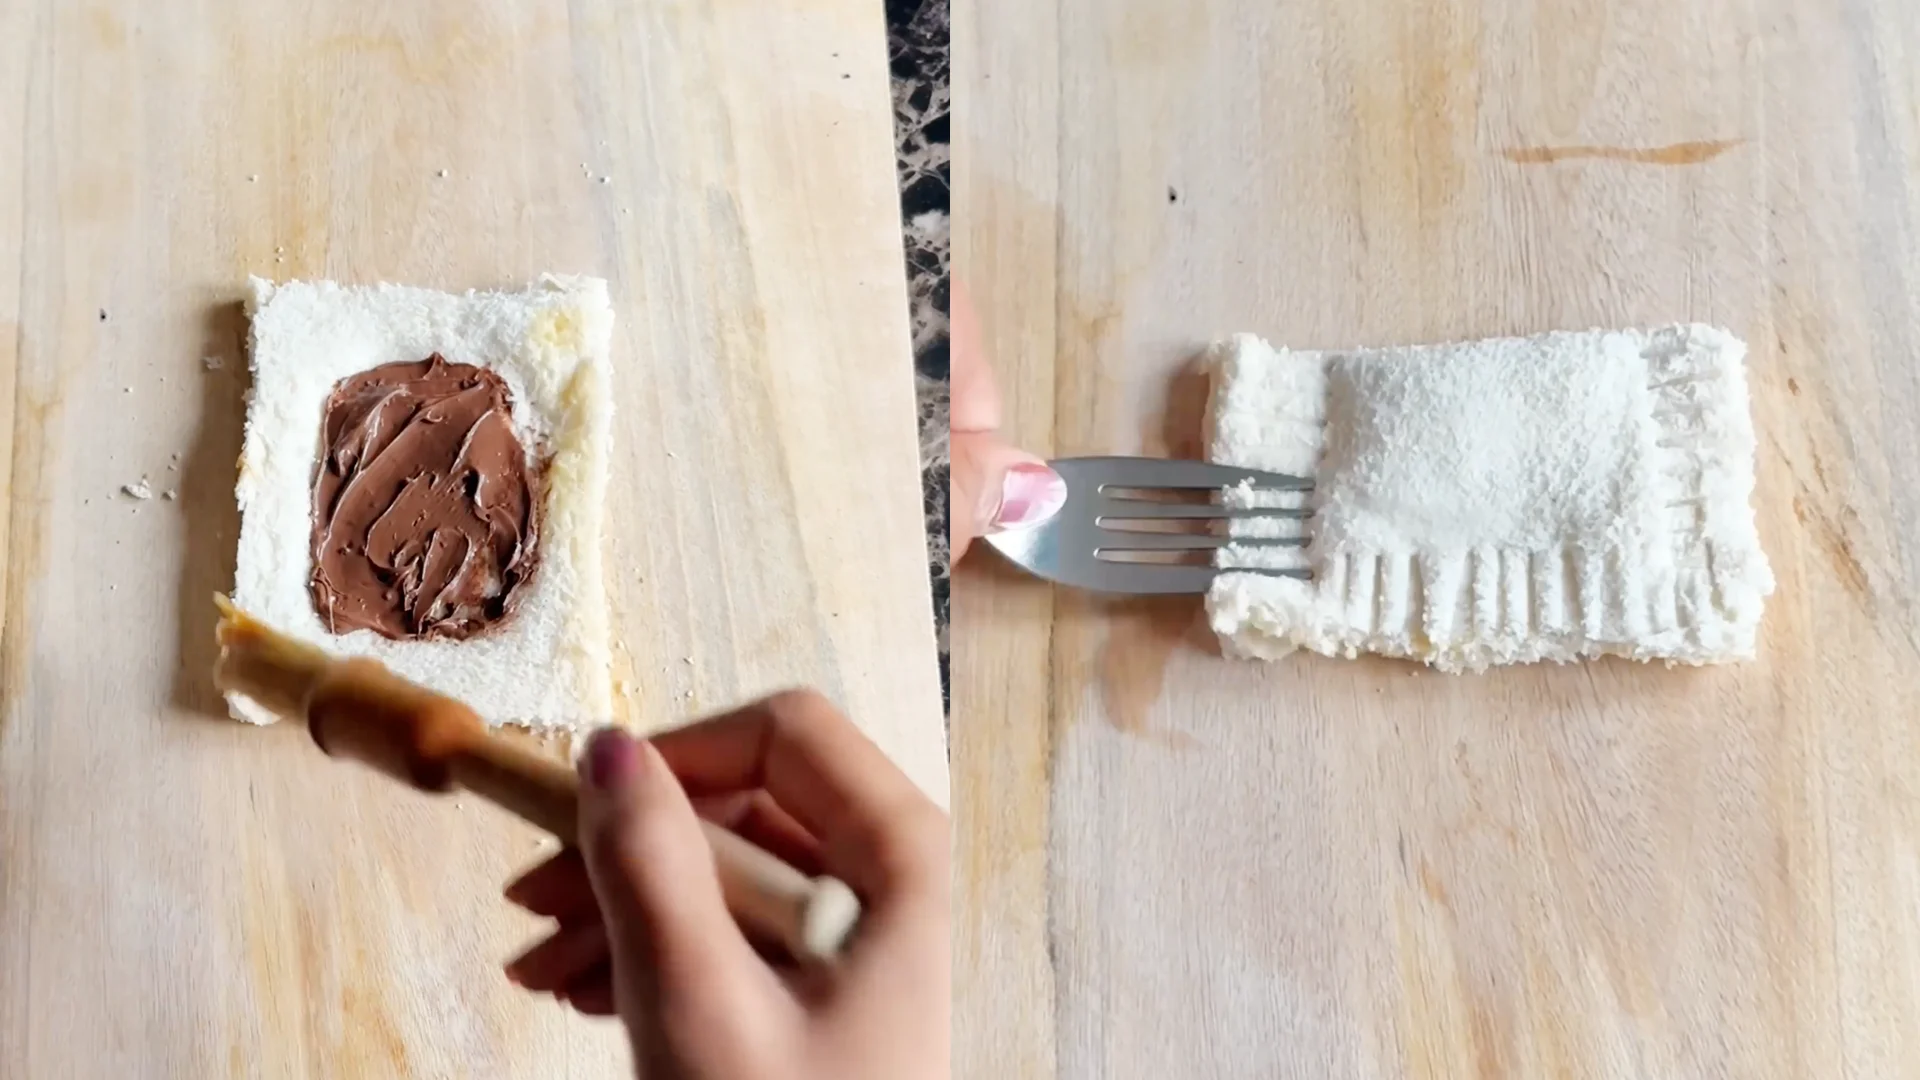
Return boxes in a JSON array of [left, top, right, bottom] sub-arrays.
[[163, 490, 177, 500], [123, 478, 153, 500], [123, 386, 131, 394], [436, 168, 448, 178], [248, 174, 258, 182], [202, 355, 224, 371], [598, 176, 610, 185]]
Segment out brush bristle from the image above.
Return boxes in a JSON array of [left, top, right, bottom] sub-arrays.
[[213, 595, 333, 718]]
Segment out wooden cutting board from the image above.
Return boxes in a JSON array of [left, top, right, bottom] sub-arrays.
[[955, 1, 1919, 1077], [0, 1, 944, 1075]]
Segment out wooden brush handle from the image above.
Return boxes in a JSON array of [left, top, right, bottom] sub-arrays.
[[298, 658, 862, 965], [432, 726, 862, 964]]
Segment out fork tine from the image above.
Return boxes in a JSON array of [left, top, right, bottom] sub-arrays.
[[1063, 456, 1313, 492], [1097, 533, 1309, 552], [1217, 567, 1313, 580], [1097, 533, 1231, 552], [1095, 500, 1311, 521]]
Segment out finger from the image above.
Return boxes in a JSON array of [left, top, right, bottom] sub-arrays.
[[950, 280, 1000, 433], [648, 691, 948, 899], [950, 432, 1067, 562], [692, 791, 825, 877], [503, 848, 598, 923], [558, 961, 617, 1017], [575, 727, 771, 1019], [690, 791, 757, 824], [504, 920, 609, 994]]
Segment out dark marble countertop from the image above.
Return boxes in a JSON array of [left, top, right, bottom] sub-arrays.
[[888, 0, 950, 703]]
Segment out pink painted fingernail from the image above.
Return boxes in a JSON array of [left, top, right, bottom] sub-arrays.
[[580, 728, 641, 790], [990, 463, 1068, 532]]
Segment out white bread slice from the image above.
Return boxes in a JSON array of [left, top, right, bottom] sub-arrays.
[[230, 276, 615, 728], [1204, 326, 1773, 671]]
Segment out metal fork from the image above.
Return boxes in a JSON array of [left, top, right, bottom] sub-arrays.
[[983, 457, 1315, 594]]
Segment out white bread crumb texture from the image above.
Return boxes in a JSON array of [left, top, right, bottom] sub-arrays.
[[1204, 325, 1774, 671], [230, 276, 616, 728]]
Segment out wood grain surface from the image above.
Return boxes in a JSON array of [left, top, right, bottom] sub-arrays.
[[954, 0, 1920, 1077], [0, 1, 944, 1076]]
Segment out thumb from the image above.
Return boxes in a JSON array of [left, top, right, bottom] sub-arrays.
[[575, 727, 763, 1025], [950, 432, 1068, 562]]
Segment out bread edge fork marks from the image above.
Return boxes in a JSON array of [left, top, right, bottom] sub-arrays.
[[983, 457, 1315, 595]]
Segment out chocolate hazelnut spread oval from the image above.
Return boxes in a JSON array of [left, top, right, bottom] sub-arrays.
[[310, 355, 542, 640]]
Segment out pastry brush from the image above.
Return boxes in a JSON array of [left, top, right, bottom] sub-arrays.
[[211, 595, 861, 966]]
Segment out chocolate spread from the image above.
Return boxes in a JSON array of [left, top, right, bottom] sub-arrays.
[[310, 355, 542, 640]]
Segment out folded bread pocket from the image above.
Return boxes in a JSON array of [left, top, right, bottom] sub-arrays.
[[1205, 325, 1773, 671]]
